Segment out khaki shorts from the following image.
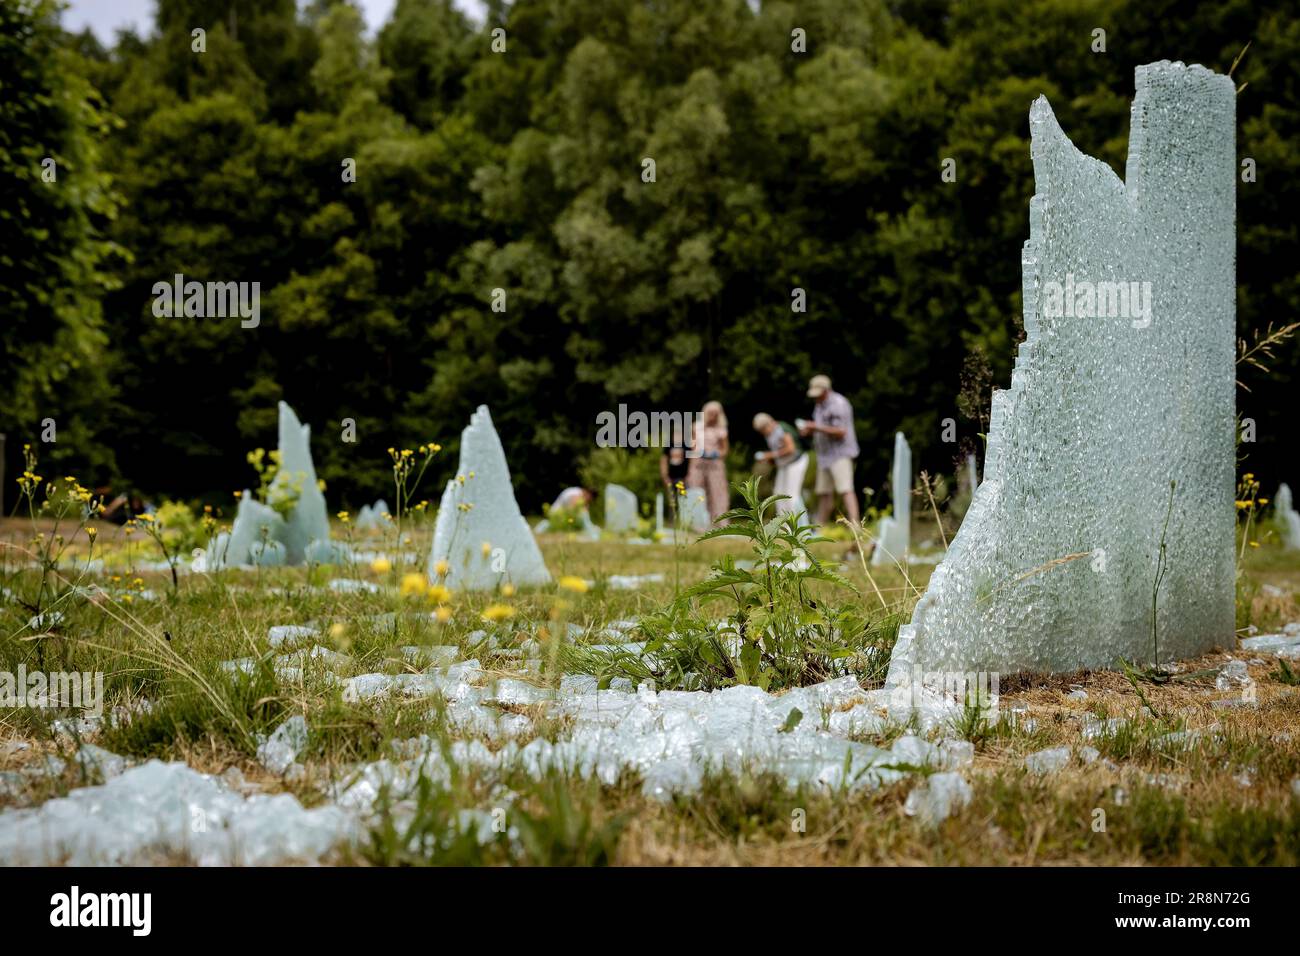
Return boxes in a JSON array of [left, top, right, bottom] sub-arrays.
[[815, 456, 855, 495]]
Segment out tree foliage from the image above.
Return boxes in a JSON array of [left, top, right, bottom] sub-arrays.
[[2, 0, 1295, 509]]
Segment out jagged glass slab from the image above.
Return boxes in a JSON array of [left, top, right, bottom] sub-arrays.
[[604, 483, 638, 533], [888, 62, 1236, 684], [207, 401, 337, 567], [428, 405, 551, 589], [1277, 484, 1300, 550], [872, 431, 912, 566]]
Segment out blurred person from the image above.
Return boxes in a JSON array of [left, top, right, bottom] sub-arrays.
[[533, 486, 596, 535], [659, 426, 691, 523], [553, 486, 594, 511], [799, 374, 860, 527], [752, 413, 808, 518], [688, 400, 730, 525]]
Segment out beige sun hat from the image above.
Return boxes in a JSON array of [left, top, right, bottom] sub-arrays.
[[806, 374, 831, 398]]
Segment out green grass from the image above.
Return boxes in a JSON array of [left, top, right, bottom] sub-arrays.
[[3, 514, 1300, 865]]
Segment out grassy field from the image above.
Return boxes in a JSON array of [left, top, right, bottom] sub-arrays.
[[2, 507, 1299, 866]]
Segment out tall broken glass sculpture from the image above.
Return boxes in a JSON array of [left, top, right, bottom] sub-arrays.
[[604, 484, 638, 533], [1277, 484, 1300, 550], [428, 405, 551, 590], [207, 402, 341, 567], [888, 62, 1236, 688], [871, 432, 911, 566]]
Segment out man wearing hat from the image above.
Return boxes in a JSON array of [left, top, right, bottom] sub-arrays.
[[800, 374, 860, 527]]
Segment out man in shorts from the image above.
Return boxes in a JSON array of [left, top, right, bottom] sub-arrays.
[[799, 374, 860, 527]]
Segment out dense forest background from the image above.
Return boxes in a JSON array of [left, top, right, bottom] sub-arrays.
[[2, 0, 1296, 512]]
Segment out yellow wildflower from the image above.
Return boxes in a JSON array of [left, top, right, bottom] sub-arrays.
[[481, 541, 492, 558], [428, 584, 451, 604], [558, 575, 589, 594], [501, 583, 516, 597], [434, 605, 452, 623], [371, 557, 392, 574], [433, 559, 450, 578], [481, 604, 515, 623], [400, 572, 427, 596]]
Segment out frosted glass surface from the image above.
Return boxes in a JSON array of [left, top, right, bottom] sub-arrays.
[[207, 402, 336, 567], [681, 489, 711, 532], [604, 484, 638, 533], [273, 401, 331, 564], [428, 405, 551, 590], [211, 495, 284, 567], [356, 499, 390, 531], [888, 62, 1236, 681], [872, 432, 911, 566], [1277, 484, 1300, 550]]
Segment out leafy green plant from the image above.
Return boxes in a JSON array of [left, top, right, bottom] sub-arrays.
[[539, 503, 589, 534], [578, 447, 661, 514], [388, 443, 441, 542], [245, 448, 282, 505], [6, 444, 104, 647], [595, 477, 887, 692]]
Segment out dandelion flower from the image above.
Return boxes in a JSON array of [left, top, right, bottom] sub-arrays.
[[481, 604, 515, 623], [481, 541, 492, 558], [433, 559, 450, 578], [428, 584, 451, 604], [501, 583, 516, 597], [558, 575, 588, 594], [400, 572, 427, 596], [371, 557, 392, 574], [434, 605, 452, 623]]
